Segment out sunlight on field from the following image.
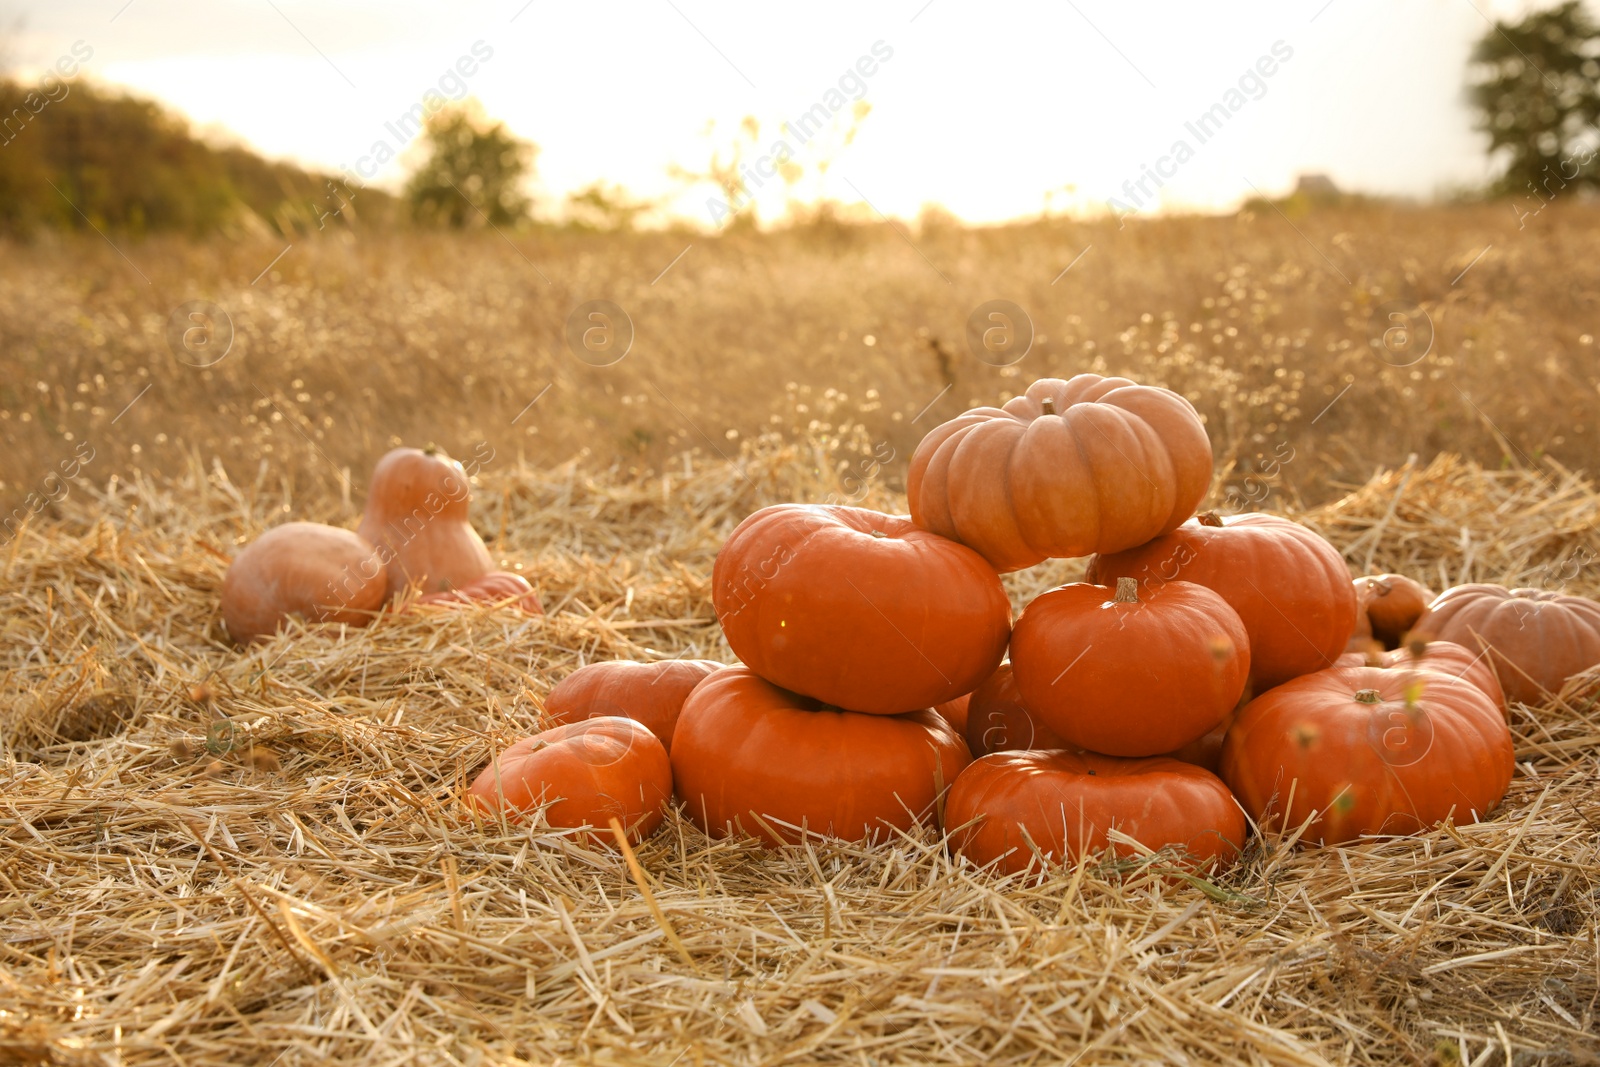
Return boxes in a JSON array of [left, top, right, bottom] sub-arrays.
[[4, 202, 1600, 1067], [4, 201, 1597, 525], [3, 430, 1599, 1065]]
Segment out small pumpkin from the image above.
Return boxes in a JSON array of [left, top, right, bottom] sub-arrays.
[[1011, 576, 1250, 756], [221, 522, 386, 644], [933, 693, 972, 735], [908, 374, 1213, 572], [1352, 574, 1434, 649], [1337, 638, 1506, 712], [1413, 584, 1600, 705], [1219, 663, 1513, 845], [544, 659, 724, 753], [413, 570, 544, 615], [1088, 512, 1357, 692], [1164, 718, 1232, 774], [946, 750, 1245, 875], [1394, 638, 1505, 712], [712, 504, 1011, 715], [670, 667, 971, 845], [466, 717, 672, 844], [357, 446, 494, 599], [964, 662, 1071, 757]]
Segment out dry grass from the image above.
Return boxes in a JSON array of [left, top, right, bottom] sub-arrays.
[[4, 200, 1600, 520], [2, 437, 1598, 1066]]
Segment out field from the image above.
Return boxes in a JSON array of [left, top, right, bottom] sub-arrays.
[[2, 205, 1600, 1065], [5, 200, 1600, 512]]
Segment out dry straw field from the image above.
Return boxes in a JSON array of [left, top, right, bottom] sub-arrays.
[[3, 204, 1600, 1065]]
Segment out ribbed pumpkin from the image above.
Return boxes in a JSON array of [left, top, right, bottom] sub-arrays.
[[1337, 639, 1506, 713], [712, 504, 1011, 715], [947, 750, 1245, 875], [358, 446, 494, 599], [963, 662, 1071, 757], [907, 375, 1212, 572], [1413, 584, 1600, 705], [413, 571, 543, 614], [1220, 663, 1513, 845], [544, 659, 724, 753], [1088, 513, 1357, 692], [1010, 577, 1250, 756], [466, 717, 672, 844], [670, 668, 971, 845], [220, 522, 386, 644], [1351, 574, 1434, 650]]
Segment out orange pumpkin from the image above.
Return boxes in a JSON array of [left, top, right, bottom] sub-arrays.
[[1406, 640, 1505, 711], [946, 750, 1245, 875], [220, 522, 386, 644], [1413, 584, 1600, 705], [1339, 639, 1506, 713], [1164, 719, 1232, 774], [1353, 574, 1434, 649], [712, 504, 1011, 715], [1089, 513, 1357, 692], [466, 717, 671, 844], [414, 570, 544, 615], [1219, 663, 1514, 845], [908, 374, 1213, 572], [964, 662, 1071, 757], [933, 693, 972, 735], [670, 668, 971, 845], [544, 659, 724, 753], [358, 446, 494, 599], [1010, 577, 1250, 756]]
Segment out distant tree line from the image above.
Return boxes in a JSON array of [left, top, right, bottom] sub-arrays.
[[1469, 0, 1600, 197], [5, 3, 1599, 238], [0, 75, 399, 237]]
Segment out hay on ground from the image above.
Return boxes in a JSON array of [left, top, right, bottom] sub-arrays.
[[2, 443, 1597, 1066]]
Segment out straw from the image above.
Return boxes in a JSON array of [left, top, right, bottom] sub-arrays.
[[1, 441, 1597, 1065]]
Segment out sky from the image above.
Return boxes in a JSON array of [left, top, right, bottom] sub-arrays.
[[0, 0, 1553, 226]]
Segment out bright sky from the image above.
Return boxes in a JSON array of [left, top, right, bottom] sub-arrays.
[[1, 0, 1551, 226]]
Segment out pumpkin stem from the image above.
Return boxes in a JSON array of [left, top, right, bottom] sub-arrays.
[[1113, 576, 1139, 604], [1040, 397, 1056, 416], [1354, 688, 1382, 704], [1198, 512, 1224, 527]]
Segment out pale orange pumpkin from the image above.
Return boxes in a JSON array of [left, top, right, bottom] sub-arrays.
[[413, 571, 544, 615], [907, 375, 1212, 572], [220, 522, 386, 644], [357, 446, 494, 599], [1413, 584, 1600, 705]]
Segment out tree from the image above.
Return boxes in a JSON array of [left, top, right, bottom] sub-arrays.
[[405, 103, 534, 227], [0, 76, 382, 237], [1468, 1, 1600, 195], [563, 181, 653, 232]]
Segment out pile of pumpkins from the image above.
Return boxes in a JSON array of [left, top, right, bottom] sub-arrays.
[[224, 376, 1597, 875], [219, 446, 542, 644]]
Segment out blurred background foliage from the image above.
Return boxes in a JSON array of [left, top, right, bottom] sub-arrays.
[[0, 4, 1598, 238], [0, 77, 399, 237]]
